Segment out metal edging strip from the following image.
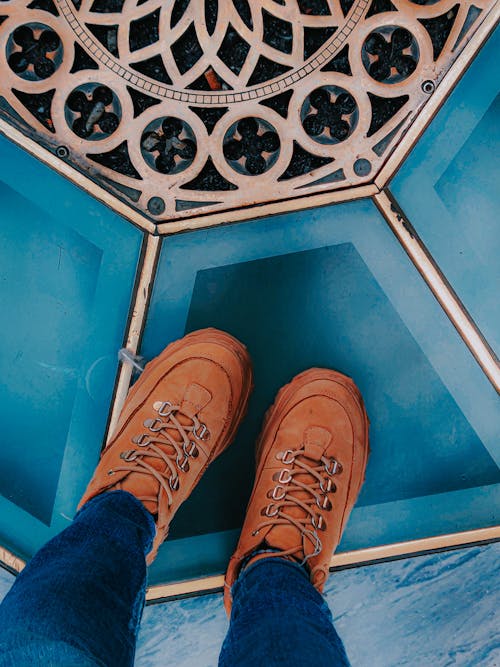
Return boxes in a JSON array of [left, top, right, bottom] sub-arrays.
[[105, 233, 162, 443], [2, 526, 499, 598], [373, 189, 500, 392], [144, 526, 500, 603], [0, 546, 25, 576], [154, 184, 380, 235]]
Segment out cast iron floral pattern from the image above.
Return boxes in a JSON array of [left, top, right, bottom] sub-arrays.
[[0, 0, 492, 225]]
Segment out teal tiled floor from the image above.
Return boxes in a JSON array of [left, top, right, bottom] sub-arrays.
[[0, 24, 499, 592]]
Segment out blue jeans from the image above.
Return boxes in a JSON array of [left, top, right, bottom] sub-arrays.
[[0, 491, 349, 666]]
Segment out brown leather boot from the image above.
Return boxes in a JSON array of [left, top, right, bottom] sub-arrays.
[[78, 328, 253, 564], [224, 368, 369, 613]]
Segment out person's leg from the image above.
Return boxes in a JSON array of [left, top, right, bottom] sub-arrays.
[[0, 328, 253, 666], [223, 368, 369, 667], [219, 558, 349, 667], [0, 490, 154, 667]]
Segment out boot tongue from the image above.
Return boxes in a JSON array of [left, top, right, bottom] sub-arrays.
[[303, 426, 331, 461], [264, 427, 332, 559], [179, 383, 212, 419], [118, 384, 212, 512]]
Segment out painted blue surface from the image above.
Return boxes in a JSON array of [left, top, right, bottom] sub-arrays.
[[141, 198, 500, 586], [0, 135, 143, 557], [0, 182, 102, 523], [392, 27, 500, 355], [3, 542, 498, 666]]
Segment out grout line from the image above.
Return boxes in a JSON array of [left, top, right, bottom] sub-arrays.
[[105, 234, 162, 443], [144, 526, 500, 602], [374, 189, 500, 391], [374, 4, 500, 189]]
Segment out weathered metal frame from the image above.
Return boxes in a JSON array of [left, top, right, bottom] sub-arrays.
[[374, 190, 500, 391], [105, 233, 162, 442], [144, 527, 500, 603], [0, 5, 498, 601]]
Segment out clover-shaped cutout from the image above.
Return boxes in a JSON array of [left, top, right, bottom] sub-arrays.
[[141, 117, 197, 175], [7, 23, 63, 81], [362, 26, 419, 84], [65, 84, 121, 140], [223, 117, 280, 175], [301, 86, 358, 145]]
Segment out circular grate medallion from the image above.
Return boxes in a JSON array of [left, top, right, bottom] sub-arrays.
[[0, 0, 493, 226]]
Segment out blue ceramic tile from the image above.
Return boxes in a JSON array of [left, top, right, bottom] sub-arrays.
[[0, 135, 143, 558], [141, 198, 499, 586], [391, 27, 500, 354]]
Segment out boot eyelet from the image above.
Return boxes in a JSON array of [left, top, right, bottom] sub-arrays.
[[265, 503, 279, 517], [278, 469, 292, 484], [107, 470, 115, 475], [144, 418, 163, 432], [193, 423, 210, 441], [272, 486, 286, 501], [320, 478, 333, 493], [312, 515, 326, 531], [325, 458, 341, 476], [120, 449, 138, 462], [132, 434, 150, 447], [177, 455, 190, 472], [184, 441, 199, 458], [169, 476, 179, 491], [153, 401, 173, 417], [316, 495, 332, 511]]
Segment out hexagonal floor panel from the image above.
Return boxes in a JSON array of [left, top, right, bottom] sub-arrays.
[[141, 197, 499, 586]]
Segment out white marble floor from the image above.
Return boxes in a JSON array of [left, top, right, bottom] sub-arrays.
[[1, 543, 498, 666]]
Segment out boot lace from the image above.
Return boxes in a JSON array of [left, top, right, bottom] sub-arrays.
[[107, 400, 210, 508], [252, 448, 342, 567]]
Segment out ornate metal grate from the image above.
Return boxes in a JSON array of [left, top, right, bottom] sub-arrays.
[[0, 0, 495, 227]]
